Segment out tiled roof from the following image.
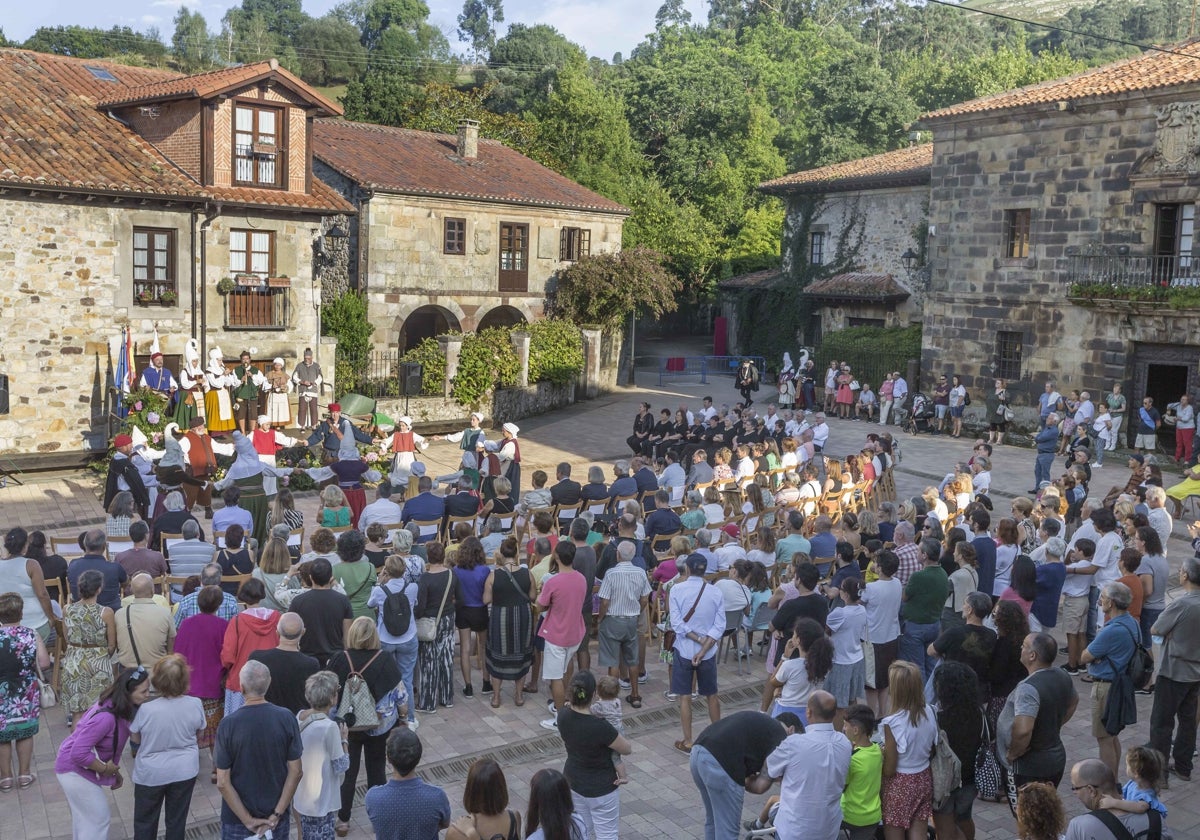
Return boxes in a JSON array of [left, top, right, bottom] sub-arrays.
[[759, 144, 932, 195], [718, 269, 785, 290], [207, 180, 353, 213], [314, 119, 630, 215], [98, 59, 342, 116], [923, 38, 1200, 121], [803, 273, 910, 301]]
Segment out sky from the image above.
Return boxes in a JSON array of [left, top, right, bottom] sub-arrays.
[[4, 0, 713, 61]]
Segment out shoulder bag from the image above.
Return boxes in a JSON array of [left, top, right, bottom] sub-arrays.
[[36, 660, 56, 709], [336, 649, 383, 732], [125, 605, 143, 667], [415, 574, 451, 642], [662, 581, 707, 653], [1090, 808, 1161, 840]]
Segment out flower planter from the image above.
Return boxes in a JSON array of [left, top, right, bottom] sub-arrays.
[[236, 275, 264, 287], [267, 277, 291, 288]]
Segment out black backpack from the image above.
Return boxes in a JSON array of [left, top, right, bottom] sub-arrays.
[[1118, 623, 1155, 691], [381, 586, 412, 637]]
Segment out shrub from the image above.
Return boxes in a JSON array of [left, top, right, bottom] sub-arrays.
[[399, 338, 447, 396], [453, 327, 520, 408], [527, 319, 584, 385], [322, 292, 375, 395], [814, 325, 921, 391]]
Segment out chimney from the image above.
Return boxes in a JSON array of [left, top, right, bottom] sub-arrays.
[[457, 119, 480, 160]]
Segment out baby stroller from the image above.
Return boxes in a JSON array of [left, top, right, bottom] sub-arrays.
[[902, 392, 936, 435]]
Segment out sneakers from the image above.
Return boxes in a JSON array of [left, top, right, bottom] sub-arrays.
[[539, 717, 559, 730], [547, 699, 557, 715], [481, 680, 494, 695], [619, 679, 632, 691], [638, 673, 648, 685], [1059, 645, 1069, 655], [1061, 664, 1080, 675], [406, 718, 419, 732], [743, 819, 765, 831], [462, 685, 474, 698], [664, 690, 679, 701]]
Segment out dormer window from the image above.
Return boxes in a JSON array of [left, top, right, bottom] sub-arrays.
[[234, 103, 282, 188]]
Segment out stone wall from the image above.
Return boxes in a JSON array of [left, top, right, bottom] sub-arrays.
[[921, 90, 1199, 403], [376, 380, 576, 427]]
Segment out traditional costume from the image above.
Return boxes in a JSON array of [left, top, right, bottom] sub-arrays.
[[263, 359, 291, 427], [139, 353, 178, 409], [251, 415, 300, 498], [434, 433, 487, 490], [179, 417, 234, 517], [153, 432, 206, 519], [479, 440, 503, 504], [175, 339, 207, 429], [204, 348, 236, 433], [382, 416, 428, 488], [308, 404, 373, 463], [306, 419, 381, 528], [290, 350, 323, 430], [777, 352, 796, 409], [443, 412, 485, 452], [498, 422, 522, 501], [214, 432, 291, 547], [231, 354, 265, 433], [131, 441, 162, 517], [104, 434, 150, 517]]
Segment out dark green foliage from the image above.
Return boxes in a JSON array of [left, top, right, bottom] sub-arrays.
[[322, 292, 376, 398], [526, 320, 585, 385], [549, 248, 681, 332], [399, 337, 448, 396], [24, 25, 167, 61], [295, 15, 366, 84], [814, 325, 923, 390]]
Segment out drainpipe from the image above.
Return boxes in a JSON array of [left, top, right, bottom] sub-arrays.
[[189, 209, 198, 340], [198, 203, 221, 360]]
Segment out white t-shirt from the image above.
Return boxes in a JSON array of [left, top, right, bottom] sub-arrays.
[[294, 712, 347, 817], [949, 385, 966, 408], [129, 695, 206, 786], [775, 656, 820, 708], [747, 548, 776, 569], [825, 604, 867, 665], [993, 543, 1018, 596], [882, 705, 938, 774], [861, 578, 902, 644], [1092, 531, 1124, 586], [715, 578, 751, 612]]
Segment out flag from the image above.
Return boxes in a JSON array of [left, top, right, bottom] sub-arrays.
[[123, 327, 136, 394], [114, 327, 130, 418]]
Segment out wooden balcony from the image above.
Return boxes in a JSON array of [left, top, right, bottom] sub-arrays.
[[224, 287, 289, 330]]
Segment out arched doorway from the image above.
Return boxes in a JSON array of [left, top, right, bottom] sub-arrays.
[[398, 305, 461, 352], [477, 305, 527, 332]]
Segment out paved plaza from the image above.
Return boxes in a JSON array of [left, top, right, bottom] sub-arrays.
[[2, 362, 1200, 839]]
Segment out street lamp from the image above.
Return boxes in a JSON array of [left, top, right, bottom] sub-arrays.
[[901, 247, 920, 280]]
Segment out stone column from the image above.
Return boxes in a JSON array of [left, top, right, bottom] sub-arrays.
[[580, 328, 602, 400], [510, 330, 531, 388], [438, 334, 463, 400]]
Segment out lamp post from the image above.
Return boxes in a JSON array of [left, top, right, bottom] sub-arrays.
[[901, 247, 919, 281]]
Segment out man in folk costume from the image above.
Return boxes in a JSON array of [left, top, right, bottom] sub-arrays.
[[175, 339, 207, 429], [308, 403, 373, 464], [290, 348, 323, 431], [305, 419, 381, 528], [179, 416, 234, 519], [204, 347, 237, 433], [263, 358, 291, 428], [498, 422, 522, 501], [104, 433, 150, 518], [139, 352, 178, 410], [153, 429, 207, 519], [251, 414, 301, 500], [213, 432, 292, 547], [231, 350, 265, 434], [382, 416, 429, 489]]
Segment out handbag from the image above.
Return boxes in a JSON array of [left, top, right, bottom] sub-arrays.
[[336, 650, 383, 731], [36, 661, 56, 709], [974, 714, 1002, 801], [1002, 406, 1015, 422], [662, 581, 707, 653], [415, 574, 452, 642]]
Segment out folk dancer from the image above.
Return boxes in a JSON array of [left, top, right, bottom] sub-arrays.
[[104, 433, 150, 518], [434, 432, 488, 490], [308, 403, 373, 464], [153, 431, 206, 519], [139, 352, 178, 410], [213, 432, 293, 547], [231, 350, 264, 434], [497, 422, 522, 501], [305, 419, 381, 528], [777, 352, 796, 410], [263, 358, 291, 428], [131, 440, 162, 517], [204, 347, 237, 433], [252, 414, 301, 500], [443, 411, 485, 452], [175, 339, 207, 429], [382, 416, 429, 491], [179, 416, 234, 519], [290, 348, 323, 431]]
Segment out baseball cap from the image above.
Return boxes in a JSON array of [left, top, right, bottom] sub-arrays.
[[685, 554, 708, 576]]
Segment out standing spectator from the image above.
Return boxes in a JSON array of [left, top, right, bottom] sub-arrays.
[[220, 579, 280, 714], [898, 541, 948, 681], [1080, 582, 1140, 776], [989, 600, 1032, 739], [114, 573, 176, 670], [130, 655, 206, 840], [537, 542, 588, 729], [415, 542, 457, 713], [668, 554, 726, 752], [760, 618, 834, 722], [597, 541, 651, 708], [557, 670, 633, 840], [1031, 538, 1068, 631], [768, 562, 829, 665], [1016, 781, 1067, 840], [689, 710, 788, 840], [1149, 556, 1200, 783], [290, 558, 354, 667], [997, 633, 1079, 803], [984, 379, 1010, 445], [524, 768, 588, 840], [294, 671, 349, 840], [825, 579, 868, 722], [55, 666, 151, 840], [1144, 486, 1173, 553], [892, 522, 922, 586], [880, 661, 938, 840], [750, 690, 852, 840], [248, 612, 320, 715], [932, 662, 983, 840], [1064, 759, 1173, 840], [1032, 414, 1060, 494], [215, 660, 303, 840], [173, 586, 228, 780], [66, 529, 127, 612], [928, 591, 996, 691], [365, 728, 451, 840], [0, 592, 51, 789], [332, 530, 375, 620], [1134, 526, 1169, 647], [839, 703, 884, 840], [862, 551, 902, 716], [445, 759, 521, 840], [60, 570, 116, 725], [569, 519, 598, 674], [1175, 394, 1195, 463], [1135, 396, 1162, 455], [452, 537, 492, 699], [370, 555, 420, 726]]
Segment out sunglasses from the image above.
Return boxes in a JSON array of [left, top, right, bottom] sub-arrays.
[[1070, 783, 1094, 793], [126, 665, 148, 689]]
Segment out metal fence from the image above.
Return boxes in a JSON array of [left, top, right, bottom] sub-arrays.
[[812, 340, 914, 395], [657, 355, 766, 386], [345, 350, 402, 398], [1067, 253, 1198, 288]]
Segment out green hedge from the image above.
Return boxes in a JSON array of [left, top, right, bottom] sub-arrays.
[[814, 325, 922, 391], [527, 320, 585, 385]]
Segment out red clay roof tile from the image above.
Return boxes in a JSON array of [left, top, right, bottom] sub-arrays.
[[314, 119, 629, 215], [803, 273, 909, 301], [759, 144, 932, 195]]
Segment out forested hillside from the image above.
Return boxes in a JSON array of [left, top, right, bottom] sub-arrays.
[[2, 0, 1191, 298]]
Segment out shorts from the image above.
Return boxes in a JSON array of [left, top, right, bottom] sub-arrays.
[[935, 405, 948, 419], [1061, 595, 1089, 634], [873, 639, 899, 689], [1135, 433, 1157, 450], [597, 615, 640, 668], [1091, 680, 1116, 737], [671, 650, 718, 697], [455, 605, 489, 632], [933, 782, 976, 820], [826, 659, 866, 707], [950, 406, 964, 418], [989, 421, 1007, 432], [882, 768, 933, 827], [542, 640, 581, 681]]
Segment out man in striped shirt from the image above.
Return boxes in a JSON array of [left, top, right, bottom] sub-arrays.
[[598, 541, 652, 707], [892, 521, 923, 586]]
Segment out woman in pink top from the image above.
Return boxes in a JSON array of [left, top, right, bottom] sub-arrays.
[[997, 555, 1037, 618], [173, 585, 228, 779], [55, 666, 151, 840]]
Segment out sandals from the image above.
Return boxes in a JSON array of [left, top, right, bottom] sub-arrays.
[[490, 695, 502, 709], [514, 694, 525, 707], [1080, 673, 1095, 683], [624, 695, 643, 709], [335, 822, 350, 838], [674, 740, 692, 754], [17, 774, 34, 789], [0, 778, 12, 792]]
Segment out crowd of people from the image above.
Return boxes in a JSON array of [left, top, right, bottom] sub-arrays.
[[2, 379, 1199, 840]]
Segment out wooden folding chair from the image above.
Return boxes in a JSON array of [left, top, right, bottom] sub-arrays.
[[159, 533, 185, 559], [212, 530, 227, 549], [444, 515, 479, 543], [51, 537, 84, 562], [286, 527, 305, 553], [610, 493, 638, 513], [105, 540, 135, 559], [650, 530, 679, 556], [553, 503, 581, 534], [409, 519, 443, 544]]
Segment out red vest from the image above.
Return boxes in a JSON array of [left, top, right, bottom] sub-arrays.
[[252, 429, 277, 456], [391, 431, 415, 453], [185, 430, 216, 473], [507, 439, 521, 463]]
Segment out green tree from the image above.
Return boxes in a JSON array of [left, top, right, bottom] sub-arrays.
[[549, 247, 680, 331], [295, 15, 366, 84], [457, 0, 504, 61], [484, 23, 585, 113], [171, 7, 214, 72], [655, 0, 692, 29], [24, 25, 166, 61]]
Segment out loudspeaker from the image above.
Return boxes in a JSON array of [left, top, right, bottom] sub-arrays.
[[399, 362, 422, 396], [0, 374, 8, 415]]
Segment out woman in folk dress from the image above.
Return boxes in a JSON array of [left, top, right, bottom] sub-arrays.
[[204, 347, 237, 433]]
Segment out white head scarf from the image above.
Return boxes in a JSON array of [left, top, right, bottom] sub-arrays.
[[160, 436, 185, 470], [782, 352, 793, 372], [338, 418, 360, 461], [225, 432, 265, 480]]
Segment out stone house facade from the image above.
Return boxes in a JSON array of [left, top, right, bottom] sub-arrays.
[[0, 50, 352, 456], [313, 119, 628, 352]]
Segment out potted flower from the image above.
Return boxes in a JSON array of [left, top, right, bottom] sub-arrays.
[[160, 290, 177, 306], [267, 274, 291, 288], [216, 277, 235, 295], [135, 289, 153, 305]]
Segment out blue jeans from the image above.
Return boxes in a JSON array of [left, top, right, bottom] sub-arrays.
[[1140, 607, 1163, 647], [222, 813, 291, 840], [1086, 585, 1101, 644], [899, 620, 940, 681], [690, 744, 744, 840], [1035, 452, 1055, 489], [383, 638, 418, 722]]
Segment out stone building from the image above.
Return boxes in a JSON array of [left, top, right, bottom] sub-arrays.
[[313, 119, 629, 352], [720, 145, 930, 353], [0, 50, 352, 456], [918, 41, 1200, 427]]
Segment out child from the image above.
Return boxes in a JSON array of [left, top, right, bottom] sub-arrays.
[[840, 703, 883, 840], [590, 676, 628, 784], [742, 711, 803, 834], [1100, 745, 1168, 817]]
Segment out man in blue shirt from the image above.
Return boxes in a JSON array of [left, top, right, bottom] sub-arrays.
[[366, 728, 450, 840], [400, 476, 446, 541], [1081, 580, 1140, 777], [1038, 381, 1063, 428], [1031, 413, 1060, 494], [969, 508, 997, 597], [66, 529, 127, 610], [607, 460, 639, 509]]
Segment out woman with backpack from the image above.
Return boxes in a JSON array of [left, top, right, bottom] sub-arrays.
[[368, 554, 419, 730], [483, 537, 537, 709]]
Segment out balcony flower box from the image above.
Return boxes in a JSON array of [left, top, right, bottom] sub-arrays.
[[236, 274, 264, 287], [267, 277, 291, 288]]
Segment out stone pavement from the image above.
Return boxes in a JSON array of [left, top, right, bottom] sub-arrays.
[[3, 367, 1200, 838]]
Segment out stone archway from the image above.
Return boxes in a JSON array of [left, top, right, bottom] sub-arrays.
[[398, 305, 462, 352], [476, 304, 528, 332]]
